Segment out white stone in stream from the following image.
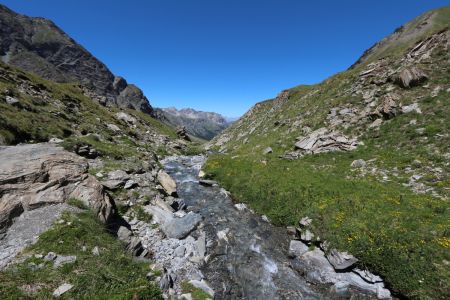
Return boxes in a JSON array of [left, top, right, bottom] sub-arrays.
[[261, 215, 270, 222], [198, 170, 206, 178], [288, 240, 309, 258], [188, 280, 215, 297], [52, 283, 73, 297]]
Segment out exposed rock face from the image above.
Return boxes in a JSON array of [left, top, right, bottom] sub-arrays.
[[0, 143, 115, 232], [294, 127, 358, 154], [393, 67, 428, 88], [159, 107, 231, 140], [0, 4, 153, 114]]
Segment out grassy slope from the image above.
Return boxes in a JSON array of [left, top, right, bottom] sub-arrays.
[[0, 211, 162, 299], [205, 6, 450, 299], [0, 61, 177, 146]]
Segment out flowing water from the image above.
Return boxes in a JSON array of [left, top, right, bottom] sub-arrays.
[[162, 155, 335, 299]]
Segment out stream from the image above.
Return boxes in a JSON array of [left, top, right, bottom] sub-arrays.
[[162, 155, 389, 300]]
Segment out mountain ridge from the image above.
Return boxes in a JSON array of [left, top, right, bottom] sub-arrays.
[[0, 4, 153, 114]]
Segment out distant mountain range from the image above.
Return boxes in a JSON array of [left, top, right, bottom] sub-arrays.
[[157, 107, 234, 140]]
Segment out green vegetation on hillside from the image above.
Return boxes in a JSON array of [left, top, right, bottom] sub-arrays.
[[0, 211, 162, 299], [205, 6, 450, 299], [0, 61, 176, 146]]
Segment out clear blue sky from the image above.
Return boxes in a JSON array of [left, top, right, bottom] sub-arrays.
[[1, 0, 449, 117]]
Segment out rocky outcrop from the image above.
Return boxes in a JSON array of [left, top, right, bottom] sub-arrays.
[[0, 143, 115, 232], [393, 67, 428, 88], [294, 127, 358, 154], [0, 4, 153, 114]]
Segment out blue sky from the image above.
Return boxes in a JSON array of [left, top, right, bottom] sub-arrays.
[[1, 0, 449, 117]]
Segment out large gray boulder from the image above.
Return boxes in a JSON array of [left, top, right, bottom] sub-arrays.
[[145, 205, 202, 239], [0, 143, 115, 232]]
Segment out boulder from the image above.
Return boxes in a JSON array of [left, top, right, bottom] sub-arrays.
[[295, 128, 358, 154], [394, 67, 428, 88], [299, 216, 312, 227], [115, 112, 137, 125], [5, 96, 19, 106], [145, 205, 202, 239], [263, 147, 273, 154], [402, 103, 422, 114], [53, 283, 73, 298], [53, 255, 77, 268], [157, 171, 177, 196], [326, 249, 358, 270], [107, 123, 121, 132], [0, 144, 115, 231], [350, 159, 366, 168], [288, 240, 309, 258]]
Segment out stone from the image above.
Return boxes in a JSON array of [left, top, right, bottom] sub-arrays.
[[44, 252, 57, 261], [369, 118, 383, 128], [53, 255, 76, 268], [188, 280, 215, 297], [117, 226, 132, 243], [5, 96, 19, 106], [299, 216, 312, 227], [179, 294, 193, 300], [145, 206, 202, 239], [263, 147, 273, 154], [174, 245, 186, 257], [107, 123, 121, 132], [124, 180, 137, 189], [195, 232, 207, 257], [234, 203, 247, 211], [157, 171, 177, 196], [394, 67, 428, 88], [199, 180, 217, 187], [115, 112, 137, 125], [326, 249, 358, 270], [300, 229, 314, 242], [92, 246, 100, 256], [351, 159, 366, 168], [402, 103, 422, 114], [198, 170, 206, 178], [288, 240, 309, 258], [160, 272, 173, 290], [353, 268, 383, 283], [0, 144, 114, 231], [108, 170, 130, 181], [101, 180, 125, 190], [286, 226, 297, 237], [49, 137, 64, 144], [52, 283, 73, 297]]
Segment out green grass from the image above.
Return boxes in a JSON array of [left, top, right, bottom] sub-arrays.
[[0, 61, 177, 146], [181, 282, 211, 300], [0, 211, 162, 299], [205, 9, 450, 298]]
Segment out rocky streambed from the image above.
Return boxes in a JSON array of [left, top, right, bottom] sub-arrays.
[[137, 155, 392, 299]]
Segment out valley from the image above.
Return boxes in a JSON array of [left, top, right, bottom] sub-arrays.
[[0, 3, 448, 300]]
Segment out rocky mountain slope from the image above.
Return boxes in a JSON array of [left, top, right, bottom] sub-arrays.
[[206, 6, 450, 299], [158, 107, 230, 140], [0, 4, 153, 114]]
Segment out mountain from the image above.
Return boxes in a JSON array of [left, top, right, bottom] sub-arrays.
[[0, 4, 152, 114], [158, 107, 231, 140], [206, 6, 450, 299]]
